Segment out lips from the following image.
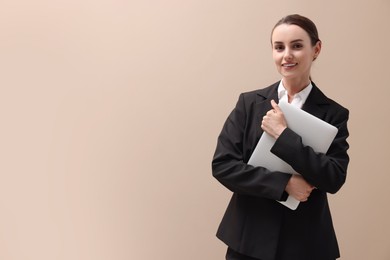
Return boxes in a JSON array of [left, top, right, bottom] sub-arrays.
[[282, 63, 298, 67]]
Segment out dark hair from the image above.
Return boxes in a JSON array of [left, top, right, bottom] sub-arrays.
[[271, 14, 320, 46]]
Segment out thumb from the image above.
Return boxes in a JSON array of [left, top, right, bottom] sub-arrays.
[[271, 99, 282, 113]]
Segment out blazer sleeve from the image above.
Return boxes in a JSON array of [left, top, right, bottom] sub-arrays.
[[270, 106, 350, 194], [212, 93, 291, 201]]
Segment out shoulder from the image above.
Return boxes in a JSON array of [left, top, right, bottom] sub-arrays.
[[326, 97, 350, 126], [311, 82, 349, 122], [326, 97, 349, 114], [315, 84, 348, 110]]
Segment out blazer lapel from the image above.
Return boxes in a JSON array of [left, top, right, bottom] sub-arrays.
[[301, 82, 330, 120], [256, 81, 279, 108], [255, 82, 279, 138]]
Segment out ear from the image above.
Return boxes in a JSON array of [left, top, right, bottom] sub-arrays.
[[313, 41, 322, 60]]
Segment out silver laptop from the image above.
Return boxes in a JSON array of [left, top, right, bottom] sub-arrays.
[[247, 101, 338, 210]]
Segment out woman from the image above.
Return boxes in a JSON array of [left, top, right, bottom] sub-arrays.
[[212, 14, 350, 260]]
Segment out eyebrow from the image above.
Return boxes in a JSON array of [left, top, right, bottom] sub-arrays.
[[273, 39, 304, 44]]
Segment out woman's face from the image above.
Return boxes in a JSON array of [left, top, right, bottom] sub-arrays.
[[271, 24, 321, 82]]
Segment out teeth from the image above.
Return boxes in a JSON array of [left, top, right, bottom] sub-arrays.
[[283, 63, 296, 67]]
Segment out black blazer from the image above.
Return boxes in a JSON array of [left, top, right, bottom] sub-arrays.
[[212, 81, 350, 260]]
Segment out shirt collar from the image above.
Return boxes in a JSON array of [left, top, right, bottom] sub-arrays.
[[277, 80, 313, 107]]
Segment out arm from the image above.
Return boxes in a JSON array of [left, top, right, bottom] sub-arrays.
[[262, 100, 315, 201], [212, 94, 292, 201], [271, 106, 350, 194]]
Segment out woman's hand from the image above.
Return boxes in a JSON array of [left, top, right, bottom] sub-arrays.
[[285, 175, 315, 202], [261, 100, 287, 139]]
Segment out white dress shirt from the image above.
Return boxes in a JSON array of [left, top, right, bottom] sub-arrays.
[[277, 80, 313, 108]]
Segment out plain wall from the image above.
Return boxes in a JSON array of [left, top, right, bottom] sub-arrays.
[[0, 0, 389, 259]]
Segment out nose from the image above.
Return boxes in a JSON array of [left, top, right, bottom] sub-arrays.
[[284, 47, 293, 60]]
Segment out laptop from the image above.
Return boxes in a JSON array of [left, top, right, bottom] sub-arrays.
[[247, 101, 338, 210]]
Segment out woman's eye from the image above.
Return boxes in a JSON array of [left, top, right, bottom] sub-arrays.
[[293, 44, 303, 49], [274, 45, 284, 51]]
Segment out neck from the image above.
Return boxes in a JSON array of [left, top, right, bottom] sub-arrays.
[[282, 77, 311, 96]]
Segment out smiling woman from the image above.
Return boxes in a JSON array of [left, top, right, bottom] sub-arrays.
[[271, 16, 322, 100], [212, 14, 350, 260]]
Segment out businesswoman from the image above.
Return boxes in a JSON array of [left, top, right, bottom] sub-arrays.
[[212, 14, 350, 260]]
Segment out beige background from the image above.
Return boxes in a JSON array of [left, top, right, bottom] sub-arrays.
[[0, 0, 389, 259]]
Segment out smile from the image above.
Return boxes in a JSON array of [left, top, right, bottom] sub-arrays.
[[282, 63, 298, 67]]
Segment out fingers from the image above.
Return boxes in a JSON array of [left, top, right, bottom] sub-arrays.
[[295, 187, 314, 202], [270, 99, 282, 113], [285, 175, 315, 202], [261, 100, 287, 139], [295, 190, 313, 202], [264, 100, 281, 116]]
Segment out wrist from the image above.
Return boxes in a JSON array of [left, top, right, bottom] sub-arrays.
[[274, 126, 287, 139]]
